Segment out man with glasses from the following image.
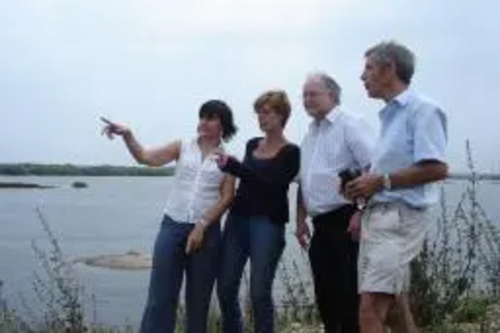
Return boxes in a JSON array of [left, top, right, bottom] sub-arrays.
[[296, 72, 373, 333]]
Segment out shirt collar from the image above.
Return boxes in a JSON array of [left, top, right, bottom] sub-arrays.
[[195, 137, 225, 154], [310, 105, 343, 128], [390, 88, 414, 107], [380, 88, 414, 116]]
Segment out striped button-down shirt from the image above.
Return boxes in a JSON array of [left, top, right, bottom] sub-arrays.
[[299, 107, 374, 217]]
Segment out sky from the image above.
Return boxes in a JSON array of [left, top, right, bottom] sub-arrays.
[[0, 0, 498, 172]]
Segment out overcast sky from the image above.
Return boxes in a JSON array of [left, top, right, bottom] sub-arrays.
[[1, 0, 498, 172]]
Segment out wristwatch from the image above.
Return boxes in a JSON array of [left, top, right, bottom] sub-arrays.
[[355, 198, 367, 212], [382, 173, 392, 190], [356, 201, 366, 212], [198, 218, 209, 228]]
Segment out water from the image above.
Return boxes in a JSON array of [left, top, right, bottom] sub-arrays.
[[0, 176, 498, 328], [0, 176, 168, 327]]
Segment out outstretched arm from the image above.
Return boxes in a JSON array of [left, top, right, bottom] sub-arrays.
[[101, 117, 180, 167], [218, 146, 300, 189]]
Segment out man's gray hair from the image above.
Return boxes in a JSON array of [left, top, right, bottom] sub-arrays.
[[365, 41, 416, 84], [308, 72, 342, 104]]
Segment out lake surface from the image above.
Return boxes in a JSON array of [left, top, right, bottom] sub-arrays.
[[0, 176, 498, 328]]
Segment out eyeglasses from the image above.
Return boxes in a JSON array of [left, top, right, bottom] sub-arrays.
[[303, 90, 329, 99]]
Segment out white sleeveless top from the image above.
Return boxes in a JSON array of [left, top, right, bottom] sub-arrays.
[[164, 139, 226, 224]]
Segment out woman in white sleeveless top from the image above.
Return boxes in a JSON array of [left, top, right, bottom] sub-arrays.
[[101, 100, 237, 333]]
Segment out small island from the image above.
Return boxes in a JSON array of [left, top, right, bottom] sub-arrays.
[[71, 181, 88, 189], [0, 182, 54, 189], [0, 163, 175, 189], [0, 163, 175, 176]]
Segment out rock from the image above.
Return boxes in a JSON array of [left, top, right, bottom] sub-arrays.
[[482, 304, 500, 333], [455, 323, 481, 333], [280, 322, 323, 333], [71, 181, 88, 189], [0, 182, 54, 189]]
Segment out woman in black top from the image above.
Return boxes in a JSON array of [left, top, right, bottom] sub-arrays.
[[216, 90, 300, 333]]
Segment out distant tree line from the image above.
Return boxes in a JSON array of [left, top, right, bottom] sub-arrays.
[[0, 163, 175, 176], [448, 172, 500, 180], [1, 163, 498, 180]]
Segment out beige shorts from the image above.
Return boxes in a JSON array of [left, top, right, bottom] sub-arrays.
[[358, 201, 430, 294]]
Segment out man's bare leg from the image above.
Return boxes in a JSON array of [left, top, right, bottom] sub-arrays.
[[385, 294, 418, 333], [359, 293, 393, 333]]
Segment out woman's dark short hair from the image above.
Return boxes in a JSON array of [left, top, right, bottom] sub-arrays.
[[199, 100, 238, 142]]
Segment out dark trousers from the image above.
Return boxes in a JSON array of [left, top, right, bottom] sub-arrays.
[[217, 215, 285, 333], [309, 205, 359, 333], [140, 215, 221, 333]]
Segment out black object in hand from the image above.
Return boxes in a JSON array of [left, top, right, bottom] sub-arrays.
[[338, 169, 362, 192]]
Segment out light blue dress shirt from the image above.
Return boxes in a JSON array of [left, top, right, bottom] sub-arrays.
[[370, 89, 447, 208]]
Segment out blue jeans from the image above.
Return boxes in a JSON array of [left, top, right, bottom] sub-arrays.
[[140, 215, 221, 333], [217, 215, 285, 333]]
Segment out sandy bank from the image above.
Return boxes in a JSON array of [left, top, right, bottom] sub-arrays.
[[75, 250, 152, 270]]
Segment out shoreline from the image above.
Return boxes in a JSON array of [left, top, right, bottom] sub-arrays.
[[0, 182, 54, 189]]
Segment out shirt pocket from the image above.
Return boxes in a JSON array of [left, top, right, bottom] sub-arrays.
[[376, 125, 413, 169]]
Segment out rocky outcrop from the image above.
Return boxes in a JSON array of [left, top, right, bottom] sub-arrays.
[[0, 182, 54, 189], [280, 323, 323, 333], [71, 181, 88, 189], [482, 304, 500, 333]]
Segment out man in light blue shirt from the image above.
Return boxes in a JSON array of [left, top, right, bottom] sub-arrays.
[[345, 41, 448, 333]]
